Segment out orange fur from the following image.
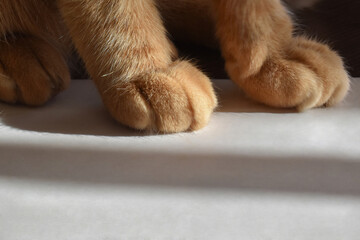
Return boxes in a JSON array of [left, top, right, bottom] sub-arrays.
[[0, 0, 350, 132]]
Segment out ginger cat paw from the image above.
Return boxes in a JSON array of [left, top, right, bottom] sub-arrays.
[[101, 61, 217, 133], [229, 38, 350, 111], [289, 38, 350, 110], [0, 37, 70, 106]]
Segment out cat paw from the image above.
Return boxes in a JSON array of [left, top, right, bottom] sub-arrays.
[[102, 61, 217, 133], [228, 37, 350, 111], [0, 37, 70, 106]]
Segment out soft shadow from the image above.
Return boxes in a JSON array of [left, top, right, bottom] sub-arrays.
[[0, 102, 147, 137], [0, 80, 152, 136], [1, 143, 360, 196], [214, 80, 296, 113], [0, 80, 295, 136]]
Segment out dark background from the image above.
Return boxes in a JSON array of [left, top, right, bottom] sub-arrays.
[[295, 0, 360, 77], [176, 0, 360, 78]]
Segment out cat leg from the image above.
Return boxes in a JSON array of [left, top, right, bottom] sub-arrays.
[[57, 0, 217, 133], [0, 36, 70, 106], [213, 0, 350, 110]]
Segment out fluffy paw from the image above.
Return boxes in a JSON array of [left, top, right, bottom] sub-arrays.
[[229, 37, 350, 111], [0, 37, 70, 106], [101, 61, 217, 133]]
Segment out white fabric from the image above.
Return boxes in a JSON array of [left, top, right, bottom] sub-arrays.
[[1, 79, 360, 239]]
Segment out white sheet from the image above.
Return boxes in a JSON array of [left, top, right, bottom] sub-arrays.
[[1, 79, 360, 239]]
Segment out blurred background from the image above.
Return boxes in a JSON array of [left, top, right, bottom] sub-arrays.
[[293, 0, 360, 77], [176, 0, 360, 79]]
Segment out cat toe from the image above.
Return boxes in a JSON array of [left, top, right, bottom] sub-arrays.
[[227, 37, 350, 110], [0, 37, 70, 106], [102, 61, 217, 133]]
